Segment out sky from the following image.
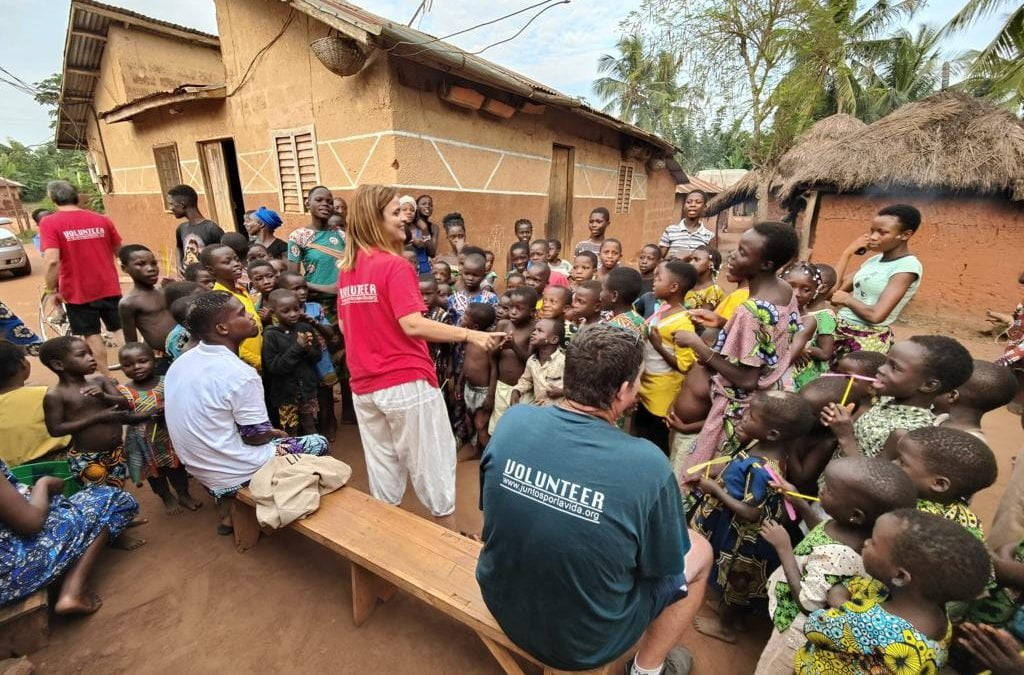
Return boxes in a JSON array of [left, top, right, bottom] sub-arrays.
[[0, 0, 1008, 146]]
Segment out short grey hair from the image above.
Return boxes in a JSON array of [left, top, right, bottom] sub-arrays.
[[46, 180, 79, 206], [564, 324, 643, 409]]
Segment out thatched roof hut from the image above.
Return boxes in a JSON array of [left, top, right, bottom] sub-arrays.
[[706, 113, 868, 215], [777, 92, 1024, 202]]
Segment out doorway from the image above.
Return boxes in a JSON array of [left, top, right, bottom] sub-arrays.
[[198, 138, 245, 233], [546, 144, 575, 242]]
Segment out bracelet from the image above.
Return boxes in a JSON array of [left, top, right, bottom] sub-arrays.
[[699, 350, 716, 365], [462, 327, 470, 343]]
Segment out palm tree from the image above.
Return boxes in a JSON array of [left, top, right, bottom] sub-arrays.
[[593, 34, 682, 136], [774, 0, 923, 122], [858, 25, 941, 121], [946, 0, 1024, 111]]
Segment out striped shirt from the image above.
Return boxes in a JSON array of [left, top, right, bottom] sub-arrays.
[[659, 221, 714, 258]]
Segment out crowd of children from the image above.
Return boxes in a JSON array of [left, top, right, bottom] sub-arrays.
[[7, 188, 1024, 674]]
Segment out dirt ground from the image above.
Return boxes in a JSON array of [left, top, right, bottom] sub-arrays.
[[3, 249, 1020, 674]]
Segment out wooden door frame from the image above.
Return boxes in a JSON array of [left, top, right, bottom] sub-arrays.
[[196, 137, 237, 231], [547, 144, 575, 243]]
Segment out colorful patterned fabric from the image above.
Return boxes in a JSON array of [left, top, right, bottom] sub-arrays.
[[0, 301, 42, 356], [790, 308, 838, 391], [0, 460, 138, 606], [996, 302, 1024, 368], [831, 315, 894, 366], [683, 297, 801, 476], [117, 377, 179, 484], [205, 434, 329, 499], [795, 587, 951, 674], [692, 450, 788, 607], [278, 398, 320, 435], [684, 283, 726, 311], [164, 323, 191, 361], [605, 310, 646, 336], [917, 499, 1016, 626], [67, 445, 128, 489], [287, 227, 345, 288], [447, 287, 498, 326], [853, 397, 935, 458], [769, 521, 864, 632]]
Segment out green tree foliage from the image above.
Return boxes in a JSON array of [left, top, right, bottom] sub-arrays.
[[945, 0, 1024, 112], [0, 73, 97, 208]]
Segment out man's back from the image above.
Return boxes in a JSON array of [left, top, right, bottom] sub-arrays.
[[476, 404, 689, 670], [39, 209, 121, 305], [165, 342, 272, 489]]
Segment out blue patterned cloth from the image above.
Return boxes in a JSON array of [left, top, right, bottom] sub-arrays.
[[206, 434, 330, 499], [0, 301, 42, 356], [0, 460, 138, 606]]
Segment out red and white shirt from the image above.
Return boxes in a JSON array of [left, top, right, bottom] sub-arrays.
[[337, 249, 437, 395], [39, 209, 122, 304]]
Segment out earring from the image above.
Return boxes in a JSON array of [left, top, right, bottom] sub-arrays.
[[889, 577, 906, 588]]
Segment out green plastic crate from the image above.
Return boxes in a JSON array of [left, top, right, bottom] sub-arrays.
[[11, 460, 83, 497]]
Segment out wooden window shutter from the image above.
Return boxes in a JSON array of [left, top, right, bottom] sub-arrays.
[[152, 143, 181, 209], [273, 126, 321, 213], [615, 164, 634, 214]]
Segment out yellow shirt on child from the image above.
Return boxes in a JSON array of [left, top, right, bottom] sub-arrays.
[[639, 308, 697, 417], [716, 288, 750, 320], [213, 282, 263, 371], [0, 386, 70, 466]]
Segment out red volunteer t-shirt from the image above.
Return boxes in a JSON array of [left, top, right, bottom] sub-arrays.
[[39, 209, 122, 305], [337, 249, 437, 395]]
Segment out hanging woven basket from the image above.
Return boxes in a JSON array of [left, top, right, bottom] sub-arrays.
[[310, 35, 366, 77]]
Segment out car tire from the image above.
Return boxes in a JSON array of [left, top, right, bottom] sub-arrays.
[[13, 259, 30, 277]]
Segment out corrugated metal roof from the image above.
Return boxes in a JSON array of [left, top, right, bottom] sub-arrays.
[[0, 178, 25, 189], [56, 0, 219, 149], [677, 176, 722, 194], [290, 0, 680, 158]]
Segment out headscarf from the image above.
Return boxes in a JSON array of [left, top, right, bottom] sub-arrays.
[[252, 206, 283, 231], [398, 195, 416, 207]]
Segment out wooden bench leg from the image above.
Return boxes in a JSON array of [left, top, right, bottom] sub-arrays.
[[232, 498, 261, 552], [0, 590, 49, 657], [350, 564, 396, 627], [478, 635, 526, 675]]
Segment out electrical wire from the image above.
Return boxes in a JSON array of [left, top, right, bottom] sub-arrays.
[[394, 0, 569, 59], [226, 8, 295, 97], [386, 0, 558, 52], [0, 66, 38, 95]]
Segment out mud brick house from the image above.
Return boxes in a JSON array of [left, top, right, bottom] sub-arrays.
[[708, 93, 1024, 326], [55, 0, 685, 266]]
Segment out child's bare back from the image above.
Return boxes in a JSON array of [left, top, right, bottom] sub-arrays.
[[496, 318, 533, 385]]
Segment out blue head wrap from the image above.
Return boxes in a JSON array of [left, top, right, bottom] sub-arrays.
[[253, 206, 283, 232]]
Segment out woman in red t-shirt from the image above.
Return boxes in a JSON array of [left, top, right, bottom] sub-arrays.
[[337, 185, 504, 530]]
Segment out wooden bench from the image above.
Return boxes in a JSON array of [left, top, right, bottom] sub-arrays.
[[0, 591, 49, 657], [233, 487, 616, 675]]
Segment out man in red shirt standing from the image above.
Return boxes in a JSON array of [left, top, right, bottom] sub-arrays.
[[40, 181, 124, 377]]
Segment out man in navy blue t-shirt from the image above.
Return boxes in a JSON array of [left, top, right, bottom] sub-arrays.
[[477, 324, 712, 674]]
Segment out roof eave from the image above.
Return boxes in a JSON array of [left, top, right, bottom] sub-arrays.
[[285, 0, 681, 162], [100, 84, 227, 122]]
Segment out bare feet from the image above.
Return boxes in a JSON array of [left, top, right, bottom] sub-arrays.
[[160, 493, 183, 515], [694, 614, 737, 643], [176, 494, 203, 511], [55, 590, 103, 615], [111, 533, 147, 551]]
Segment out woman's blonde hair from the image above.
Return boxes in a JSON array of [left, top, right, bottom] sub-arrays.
[[341, 184, 401, 270]]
